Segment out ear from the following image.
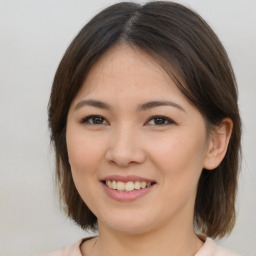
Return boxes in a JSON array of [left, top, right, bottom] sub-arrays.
[[203, 118, 233, 170]]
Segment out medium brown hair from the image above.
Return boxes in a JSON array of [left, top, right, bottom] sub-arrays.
[[48, 1, 241, 238]]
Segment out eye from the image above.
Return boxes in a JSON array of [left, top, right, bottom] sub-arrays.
[[146, 116, 174, 126], [81, 115, 109, 125]]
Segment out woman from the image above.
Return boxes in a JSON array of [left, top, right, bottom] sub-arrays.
[[41, 1, 241, 255]]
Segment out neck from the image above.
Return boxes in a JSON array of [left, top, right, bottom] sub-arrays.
[[89, 218, 203, 256]]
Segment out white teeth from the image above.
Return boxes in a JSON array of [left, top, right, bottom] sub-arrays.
[[112, 180, 117, 189], [141, 181, 146, 189], [116, 181, 125, 191], [125, 181, 134, 191], [134, 181, 140, 190], [105, 180, 153, 192]]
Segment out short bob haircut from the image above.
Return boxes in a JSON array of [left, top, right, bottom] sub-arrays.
[[48, 1, 241, 238]]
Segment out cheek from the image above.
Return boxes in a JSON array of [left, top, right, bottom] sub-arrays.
[[66, 128, 106, 176], [149, 133, 206, 210], [66, 127, 106, 207], [148, 130, 207, 181]]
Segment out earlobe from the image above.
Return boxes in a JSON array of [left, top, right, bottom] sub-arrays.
[[203, 118, 233, 170]]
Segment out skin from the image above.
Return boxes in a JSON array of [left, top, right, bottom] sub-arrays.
[[66, 44, 232, 256]]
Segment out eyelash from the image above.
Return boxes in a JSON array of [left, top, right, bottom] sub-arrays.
[[146, 115, 175, 126], [81, 115, 108, 125], [81, 115, 175, 126]]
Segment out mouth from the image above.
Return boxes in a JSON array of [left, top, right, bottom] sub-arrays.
[[100, 175, 157, 201], [102, 180, 156, 192]]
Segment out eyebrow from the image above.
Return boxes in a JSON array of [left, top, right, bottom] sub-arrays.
[[74, 99, 112, 111], [74, 99, 186, 112], [137, 101, 186, 112]]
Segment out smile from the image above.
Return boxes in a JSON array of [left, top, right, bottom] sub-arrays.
[[101, 175, 156, 201], [104, 180, 153, 192]]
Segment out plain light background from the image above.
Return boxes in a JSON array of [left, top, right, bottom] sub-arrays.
[[0, 0, 255, 255]]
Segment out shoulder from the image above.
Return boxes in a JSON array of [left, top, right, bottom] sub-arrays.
[[196, 237, 241, 256], [38, 239, 84, 256]]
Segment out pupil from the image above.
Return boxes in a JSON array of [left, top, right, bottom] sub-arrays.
[[155, 118, 165, 124], [93, 117, 103, 124]]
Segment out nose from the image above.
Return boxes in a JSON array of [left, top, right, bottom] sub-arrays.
[[105, 126, 146, 167]]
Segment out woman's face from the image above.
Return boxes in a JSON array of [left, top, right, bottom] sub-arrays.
[[66, 44, 211, 234]]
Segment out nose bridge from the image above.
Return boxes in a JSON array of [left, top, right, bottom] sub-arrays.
[[105, 122, 145, 166]]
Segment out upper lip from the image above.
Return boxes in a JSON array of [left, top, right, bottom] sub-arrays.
[[100, 175, 156, 183]]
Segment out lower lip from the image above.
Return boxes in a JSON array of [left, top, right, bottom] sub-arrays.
[[102, 182, 155, 202]]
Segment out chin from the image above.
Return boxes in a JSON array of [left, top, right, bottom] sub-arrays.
[[98, 212, 158, 235]]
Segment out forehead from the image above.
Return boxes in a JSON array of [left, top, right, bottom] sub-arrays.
[[75, 43, 184, 101]]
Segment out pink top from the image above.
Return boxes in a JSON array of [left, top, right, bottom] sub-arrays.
[[39, 236, 240, 256]]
